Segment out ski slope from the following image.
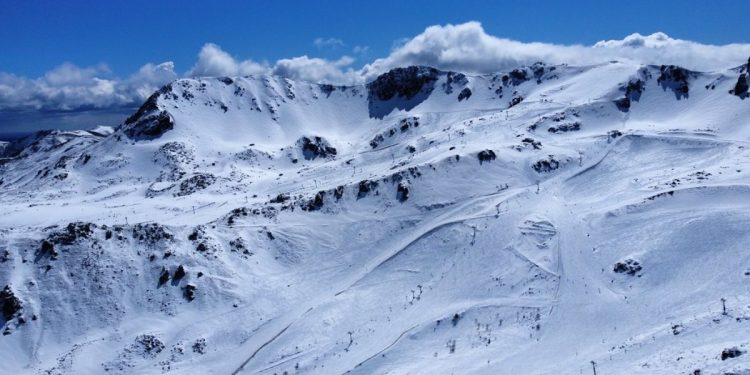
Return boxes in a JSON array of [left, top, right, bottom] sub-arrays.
[[1, 60, 750, 374]]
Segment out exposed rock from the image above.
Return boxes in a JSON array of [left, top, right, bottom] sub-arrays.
[[134, 334, 165, 358], [123, 87, 176, 141], [548, 122, 581, 133], [303, 191, 326, 211], [39, 240, 58, 259], [657, 65, 690, 99], [477, 150, 497, 164], [370, 117, 420, 149], [48, 222, 96, 246], [174, 173, 216, 197], [369, 134, 384, 149], [397, 182, 410, 202], [358, 180, 378, 199], [503, 69, 529, 86], [334, 185, 345, 200], [217, 77, 233, 85], [270, 193, 290, 204], [367, 66, 439, 101], [615, 79, 646, 111], [721, 347, 743, 360], [192, 338, 207, 354], [320, 84, 336, 97], [133, 223, 174, 243], [229, 238, 251, 255], [509, 95, 524, 108], [184, 284, 196, 301], [457, 87, 472, 101], [443, 72, 468, 94], [532, 156, 560, 173], [608, 130, 623, 140], [730, 73, 748, 98], [613, 259, 642, 276], [521, 138, 542, 150], [158, 268, 170, 287], [1, 285, 22, 322], [174, 265, 186, 281], [299, 136, 337, 160]]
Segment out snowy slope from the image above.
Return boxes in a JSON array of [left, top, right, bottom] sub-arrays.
[[1, 60, 750, 375]]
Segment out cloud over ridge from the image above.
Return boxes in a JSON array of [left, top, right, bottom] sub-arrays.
[[2, 21, 749, 113]]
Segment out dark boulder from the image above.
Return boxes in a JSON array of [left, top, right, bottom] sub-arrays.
[[303, 191, 326, 211], [358, 180, 378, 199], [608, 130, 623, 141], [614, 97, 631, 111], [158, 268, 170, 287], [721, 347, 743, 360], [1, 285, 22, 322], [532, 156, 560, 173], [174, 265, 186, 281], [334, 185, 345, 200], [521, 138, 542, 150], [477, 150, 496, 164], [509, 95, 524, 108], [613, 259, 642, 276], [397, 182, 410, 202], [192, 338, 207, 354], [184, 284, 197, 301], [270, 193, 290, 204], [457, 87, 472, 101], [39, 240, 58, 259]]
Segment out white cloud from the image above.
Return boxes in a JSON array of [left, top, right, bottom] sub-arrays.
[[0, 61, 177, 111], [187, 43, 269, 77], [3, 22, 750, 114], [360, 22, 750, 80], [272, 55, 358, 84], [313, 37, 345, 49], [126, 62, 179, 101]]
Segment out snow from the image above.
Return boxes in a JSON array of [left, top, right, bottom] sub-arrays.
[[1, 61, 750, 374]]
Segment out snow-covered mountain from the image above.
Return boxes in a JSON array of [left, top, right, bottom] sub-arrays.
[[1, 58, 750, 374]]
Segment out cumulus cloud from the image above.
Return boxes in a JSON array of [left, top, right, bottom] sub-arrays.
[[0, 61, 177, 112], [187, 43, 269, 77], [3, 22, 750, 115], [127, 62, 179, 101], [360, 22, 750, 80], [273, 55, 358, 84]]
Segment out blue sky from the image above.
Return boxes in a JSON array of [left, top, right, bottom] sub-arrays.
[[3, 0, 749, 77], [1, 0, 749, 135]]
